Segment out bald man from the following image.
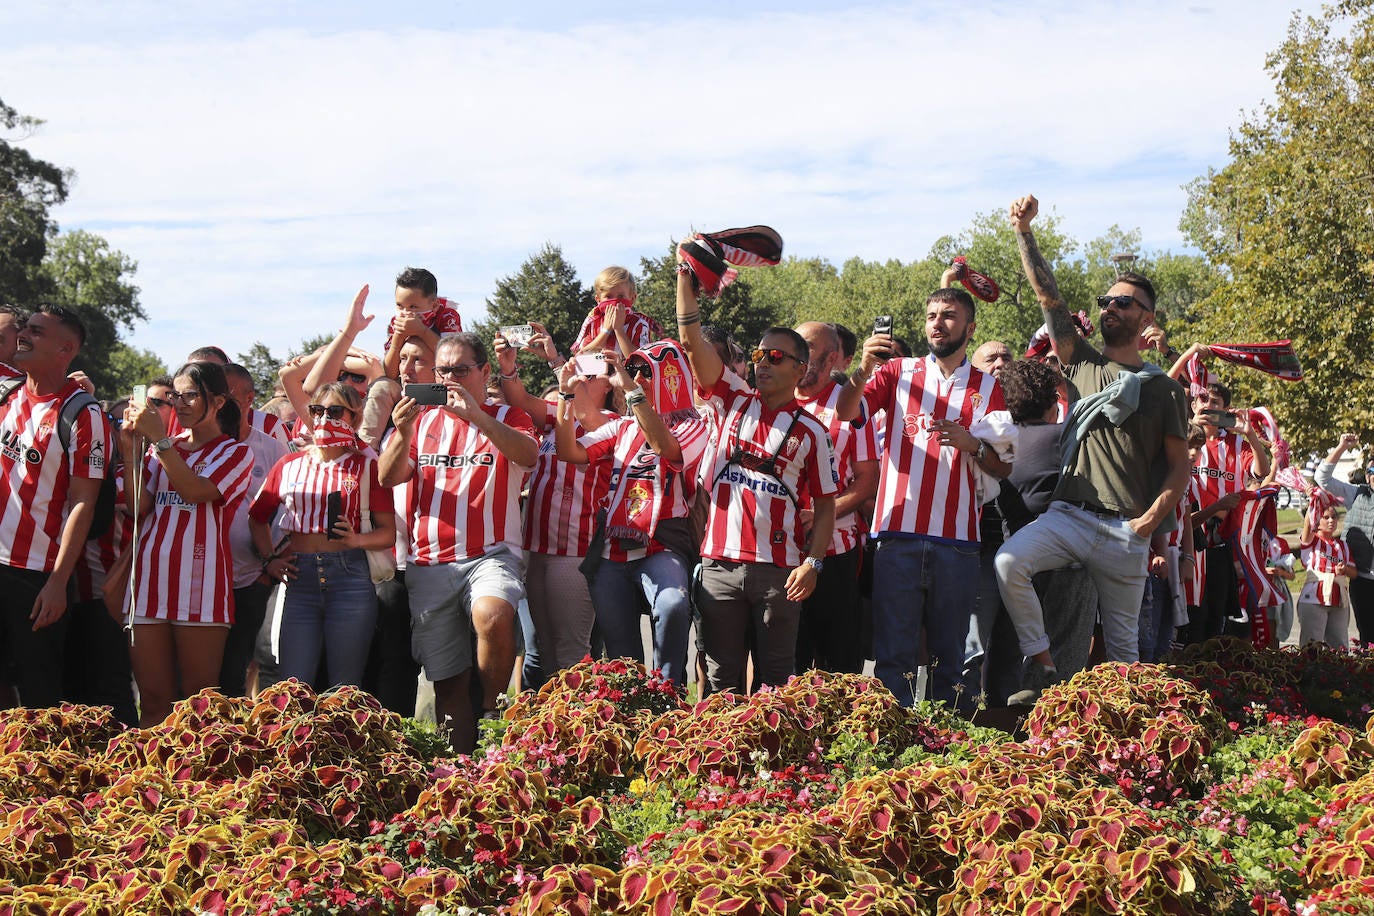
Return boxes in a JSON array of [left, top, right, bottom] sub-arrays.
[[972, 340, 1012, 378], [794, 322, 879, 673]]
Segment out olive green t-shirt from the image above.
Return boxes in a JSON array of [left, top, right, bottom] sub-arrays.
[[1052, 342, 1189, 518]]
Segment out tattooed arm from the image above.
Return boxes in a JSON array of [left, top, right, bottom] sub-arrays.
[[1010, 194, 1080, 364]]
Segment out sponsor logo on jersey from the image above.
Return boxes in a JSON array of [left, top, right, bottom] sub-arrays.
[[419, 453, 496, 469]]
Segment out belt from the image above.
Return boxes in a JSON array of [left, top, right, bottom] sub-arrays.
[[1061, 498, 1128, 520]]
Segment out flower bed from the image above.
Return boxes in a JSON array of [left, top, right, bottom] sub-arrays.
[[1, 642, 1373, 914]]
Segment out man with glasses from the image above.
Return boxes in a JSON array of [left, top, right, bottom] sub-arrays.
[[676, 266, 838, 694], [379, 332, 537, 751], [995, 194, 1190, 701], [835, 288, 1015, 709]]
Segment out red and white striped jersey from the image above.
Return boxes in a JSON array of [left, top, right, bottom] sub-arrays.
[[698, 373, 839, 567], [571, 307, 665, 355], [403, 402, 537, 565], [0, 362, 21, 380], [861, 355, 1007, 543], [0, 381, 114, 573], [73, 475, 131, 603], [797, 381, 878, 556], [250, 408, 291, 447], [581, 414, 710, 562], [130, 434, 255, 624], [249, 449, 394, 534], [1192, 431, 1257, 508], [382, 298, 463, 354], [1300, 535, 1352, 607], [524, 404, 617, 556]]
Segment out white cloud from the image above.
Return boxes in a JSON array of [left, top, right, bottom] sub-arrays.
[[2, 0, 1312, 366]]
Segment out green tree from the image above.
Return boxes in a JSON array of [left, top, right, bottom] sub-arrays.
[[41, 229, 145, 398], [237, 341, 286, 399], [104, 343, 169, 396], [476, 243, 594, 394], [1181, 0, 1374, 455], [1, 97, 68, 306]]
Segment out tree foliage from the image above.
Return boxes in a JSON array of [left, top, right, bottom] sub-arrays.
[[41, 229, 147, 398], [0, 97, 69, 307], [476, 243, 595, 394], [1181, 0, 1374, 456]]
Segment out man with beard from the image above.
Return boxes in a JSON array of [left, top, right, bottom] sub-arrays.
[[835, 289, 1015, 708], [995, 195, 1190, 702]]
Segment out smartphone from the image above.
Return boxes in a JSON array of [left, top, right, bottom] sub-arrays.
[[573, 352, 609, 376], [873, 315, 893, 337], [405, 383, 448, 406], [326, 491, 344, 540], [1203, 409, 1237, 429], [131, 385, 147, 408], [500, 324, 535, 349]]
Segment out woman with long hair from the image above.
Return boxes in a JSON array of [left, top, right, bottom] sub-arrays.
[[248, 382, 396, 688], [121, 361, 255, 726], [555, 341, 708, 688]]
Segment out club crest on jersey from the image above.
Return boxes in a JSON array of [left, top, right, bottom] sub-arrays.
[[626, 482, 651, 518], [662, 359, 683, 402], [782, 436, 801, 459], [969, 392, 983, 410], [341, 474, 359, 494]]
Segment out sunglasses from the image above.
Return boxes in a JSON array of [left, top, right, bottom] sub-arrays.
[[307, 404, 352, 420], [625, 363, 653, 379], [434, 363, 483, 378], [146, 396, 173, 410], [1095, 294, 1150, 312], [167, 390, 202, 404], [338, 370, 368, 385], [751, 347, 807, 367]]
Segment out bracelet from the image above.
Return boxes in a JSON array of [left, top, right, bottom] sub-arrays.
[[625, 390, 648, 408], [558, 391, 575, 401], [850, 368, 868, 386], [676, 262, 692, 275], [548, 357, 565, 369], [677, 310, 701, 326], [500, 371, 519, 381]]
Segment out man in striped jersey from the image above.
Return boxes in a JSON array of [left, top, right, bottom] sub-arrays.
[[676, 266, 839, 694], [996, 195, 1190, 701], [793, 321, 879, 675], [835, 289, 1015, 708], [0, 306, 113, 708], [379, 332, 538, 751]]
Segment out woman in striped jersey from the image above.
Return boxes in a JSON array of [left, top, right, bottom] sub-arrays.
[[121, 361, 256, 726], [248, 383, 396, 690]]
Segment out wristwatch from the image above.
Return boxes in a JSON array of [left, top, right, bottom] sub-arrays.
[[974, 441, 989, 462], [804, 556, 824, 573], [154, 437, 175, 453]]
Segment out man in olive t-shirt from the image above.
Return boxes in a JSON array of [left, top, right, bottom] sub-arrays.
[[993, 195, 1190, 698]]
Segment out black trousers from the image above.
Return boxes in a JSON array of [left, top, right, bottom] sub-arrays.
[[0, 563, 70, 708], [796, 547, 864, 674]]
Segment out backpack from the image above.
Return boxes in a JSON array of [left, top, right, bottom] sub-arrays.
[[0, 378, 118, 540]]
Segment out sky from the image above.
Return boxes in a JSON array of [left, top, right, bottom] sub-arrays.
[[2, 0, 1320, 369]]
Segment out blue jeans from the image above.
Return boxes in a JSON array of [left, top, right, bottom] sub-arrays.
[[588, 551, 692, 688], [872, 536, 980, 709], [277, 549, 378, 689]]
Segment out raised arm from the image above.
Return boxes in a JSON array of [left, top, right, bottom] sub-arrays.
[[675, 263, 723, 391], [305, 285, 374, 392], [493, 329, 556, 429], [1167, 343, 1211, 381], [1010, 194, 1079, 363], [608, 350, 683, 465]]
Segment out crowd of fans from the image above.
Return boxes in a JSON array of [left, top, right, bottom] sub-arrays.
[[0, 195, 1367, 752]]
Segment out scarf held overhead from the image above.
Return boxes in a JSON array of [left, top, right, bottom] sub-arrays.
[[678, 226, 784, 297]]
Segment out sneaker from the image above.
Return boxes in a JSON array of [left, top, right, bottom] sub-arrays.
[[1007, 663, 1060, 707]]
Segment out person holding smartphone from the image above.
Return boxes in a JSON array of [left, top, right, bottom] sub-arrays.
[[248, 383, 396, 690], [554, 341, 709, 689], [121, 361, 254, 726]]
